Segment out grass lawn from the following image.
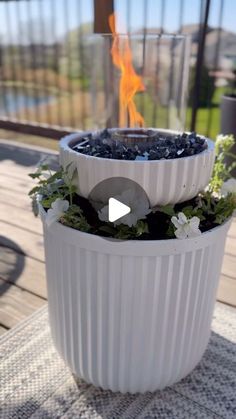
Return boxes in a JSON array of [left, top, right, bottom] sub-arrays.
[[186, 107, 220, 140], [136, 92, 221, 140], [185, 86, 224, 140]]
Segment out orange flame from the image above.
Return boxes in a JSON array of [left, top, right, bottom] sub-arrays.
[[108, 13, 145, 127]]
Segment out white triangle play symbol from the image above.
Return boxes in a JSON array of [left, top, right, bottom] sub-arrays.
[[108, 197, 131, 223]]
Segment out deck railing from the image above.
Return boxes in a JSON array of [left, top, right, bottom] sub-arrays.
[[0, 0, 232, 139]]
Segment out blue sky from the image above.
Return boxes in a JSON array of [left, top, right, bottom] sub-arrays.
[[0, 0, 235, 44]]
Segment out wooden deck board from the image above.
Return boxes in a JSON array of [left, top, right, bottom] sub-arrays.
[[0, 221, 45, 262], [0, 246, 47, 298], [0, 201, 43, 233], [0, 325, 8, 335], [0, 278, 46, 329], [0, 139, 235, 336], [221, 252, 236, 278], [217, 275, 236, 307]]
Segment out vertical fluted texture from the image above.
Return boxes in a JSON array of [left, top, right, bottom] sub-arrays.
[[43, 222, 230, 393], [59, 134, 215, 206]]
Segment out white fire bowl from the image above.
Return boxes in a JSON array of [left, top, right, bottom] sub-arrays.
[[40, 205, 231, 393], [59, 130, 215, 207]]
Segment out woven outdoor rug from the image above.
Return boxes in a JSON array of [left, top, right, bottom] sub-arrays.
[[0, 303, 236, 419]]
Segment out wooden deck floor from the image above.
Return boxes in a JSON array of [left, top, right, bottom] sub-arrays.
[[0, 139, 236, 335]]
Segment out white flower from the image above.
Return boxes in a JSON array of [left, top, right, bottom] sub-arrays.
[[46, 198, 69, 227], [98, 188, 151, 227], [220, 178, 236, 197], [171, 212, 201, 239]]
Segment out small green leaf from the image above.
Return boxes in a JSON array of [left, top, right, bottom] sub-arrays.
[[28, 172, 41, 179], [98, 225, 116, 235], [28, 186, 41, 196], [31, 196, 39, 217], [46, 171, 63, 184], [153, 204, 175, 216], [41, 196, 58, 208], [135, 220, 149, 236]]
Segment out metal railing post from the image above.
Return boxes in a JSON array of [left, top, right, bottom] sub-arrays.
[[190, 0, 211, 132]]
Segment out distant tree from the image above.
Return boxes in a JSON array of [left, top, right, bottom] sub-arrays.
[[188, 64, 215, 108], [60, 23, 93, 81]]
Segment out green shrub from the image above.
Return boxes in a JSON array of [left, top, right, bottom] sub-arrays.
[[188, 65, 215, 108]]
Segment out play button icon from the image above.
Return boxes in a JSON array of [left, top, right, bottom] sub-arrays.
[[88, 177, 150, 229], [108, 197, 131, 223]]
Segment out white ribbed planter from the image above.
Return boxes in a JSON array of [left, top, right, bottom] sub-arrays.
[[40, 205, 231, 393], [59, 129, 215, 206]]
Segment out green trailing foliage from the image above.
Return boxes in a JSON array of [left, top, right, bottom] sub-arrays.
[[29, 135, 236, 240], [60, 205, 91, 232], [98, 220, 149, 240], [209, 134, 236, 193], [29, 163, 77, 212]]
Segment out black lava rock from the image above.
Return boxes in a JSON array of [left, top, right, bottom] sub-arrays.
[[72, 130, 208, 161]]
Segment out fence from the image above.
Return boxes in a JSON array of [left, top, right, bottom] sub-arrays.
[[0, 0, 233, 139]]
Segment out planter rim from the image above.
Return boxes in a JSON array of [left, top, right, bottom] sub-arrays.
[[60, 129, 215, 165], [39, 202, 232, 256]]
